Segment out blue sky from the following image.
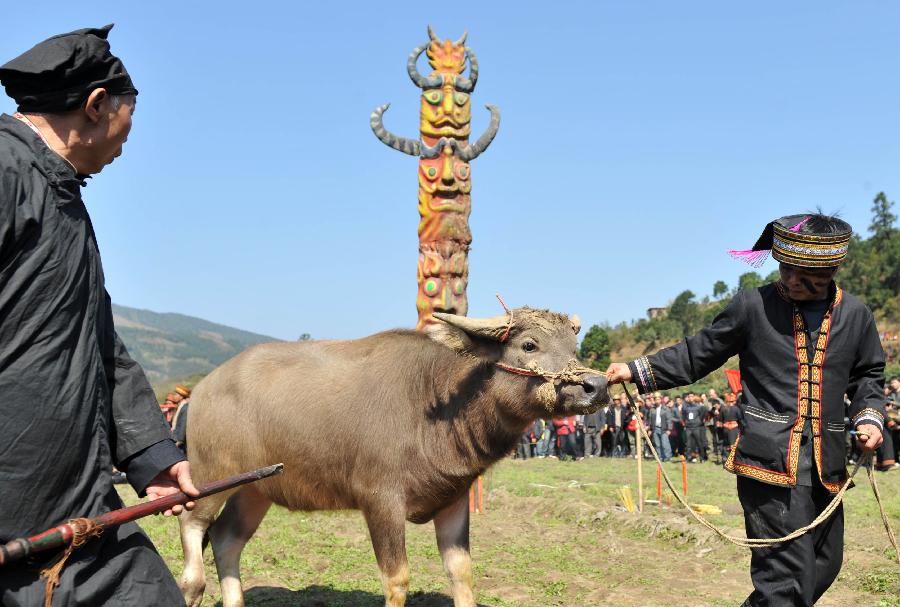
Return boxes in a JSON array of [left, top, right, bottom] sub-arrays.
[[3, 2, 899, 340]]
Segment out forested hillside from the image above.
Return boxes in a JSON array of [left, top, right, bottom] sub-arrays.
[[113, 305, 276, 385]]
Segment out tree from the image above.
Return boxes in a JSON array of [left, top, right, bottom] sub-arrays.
[[869, 192, 897, 241], [713, 280, 729, 298], [668, 290, 701, 336], [298, 333, 311, 341], [738, 272, 764, 291], [579, 325, 611, 371], [764, 270, 780, 284]]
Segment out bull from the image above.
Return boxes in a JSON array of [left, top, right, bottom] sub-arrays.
[[177, 307, 609, 607]]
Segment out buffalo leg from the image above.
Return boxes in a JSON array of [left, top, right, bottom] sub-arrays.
[[433, 492, 476, 607], [209, 486, 272, 607], [179, 489, 233, 607], [364, 500, 409, 607]]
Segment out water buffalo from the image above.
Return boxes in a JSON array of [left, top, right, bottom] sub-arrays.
[[178, 307, 608, 607]]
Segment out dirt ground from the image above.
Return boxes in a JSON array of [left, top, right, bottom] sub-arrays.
[[128, 458, 899, 607]]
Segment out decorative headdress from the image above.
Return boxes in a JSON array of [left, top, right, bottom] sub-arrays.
[[728, 214, 852, 268]]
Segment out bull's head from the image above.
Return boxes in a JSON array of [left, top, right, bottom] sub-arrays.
[[426, 307, 609, 414]]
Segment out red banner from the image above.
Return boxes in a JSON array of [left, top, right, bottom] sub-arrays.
[[724, 369, 742, 395]]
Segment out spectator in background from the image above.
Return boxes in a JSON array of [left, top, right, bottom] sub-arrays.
[[889, 376, 900, 404], [600, 397, 616, 456], [552, 416, 578, 461], [671, 396, 686, 458], [649, 396, 673, 462], [606, 397, 630, 457], [582, 407, 604, 458], [681, 394, 707, 463], [706, 400, 722, 464], [719, 392, 742, 463], [535, 418, 556, 458], [171, 384, 191, 452]]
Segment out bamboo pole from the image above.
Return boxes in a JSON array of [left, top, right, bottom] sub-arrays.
[[636, 423, 643, 513], [656, 464, 662, 501]]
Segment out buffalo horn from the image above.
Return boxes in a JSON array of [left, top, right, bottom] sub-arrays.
[[570, 315, 581, 335], [454, 48, 479, 92], [450, 104, 501, 161], [427, 24, 439, 41], [432, 312, 512, 340], [370, 104, 420, 156], [408, 44, 444, 89], [454, 31, 468, 46]]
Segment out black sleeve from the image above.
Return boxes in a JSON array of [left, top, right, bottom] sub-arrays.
[[628, 292, 746, 394], [101, 291, 176, 466], [847, 311, 886, 431], [120, 439, 186, 496]]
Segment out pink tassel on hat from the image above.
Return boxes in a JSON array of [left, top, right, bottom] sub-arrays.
[[789, 217, 810, 232], [727, 249, 770, 268]]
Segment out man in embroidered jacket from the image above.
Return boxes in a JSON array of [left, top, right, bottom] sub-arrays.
[[0, 26, 197, 605], [607, 214, 885, 607]]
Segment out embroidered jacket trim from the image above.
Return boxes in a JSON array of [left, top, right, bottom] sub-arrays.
[[726, 287, 846, 492]]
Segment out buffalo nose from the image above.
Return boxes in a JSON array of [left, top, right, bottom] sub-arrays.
[[582, 375, 608, 403]]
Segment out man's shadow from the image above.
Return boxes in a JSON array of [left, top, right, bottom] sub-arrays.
[[217, 586, 494, 606]]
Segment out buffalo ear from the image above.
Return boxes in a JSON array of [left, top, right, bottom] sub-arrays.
[[425, 318, 501, 360], [425, 321, 476, 354], [570, 314, 581, 335]]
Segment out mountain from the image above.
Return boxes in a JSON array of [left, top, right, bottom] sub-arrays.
[[112, 304, 276, 385]]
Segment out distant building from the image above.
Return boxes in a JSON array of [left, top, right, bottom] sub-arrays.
[[647, 307, 667, 319]]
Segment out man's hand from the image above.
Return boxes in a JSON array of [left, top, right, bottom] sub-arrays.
[[855, 424, 883, 452], [145, 460, 201, 516], [606, 363, 632, 385]]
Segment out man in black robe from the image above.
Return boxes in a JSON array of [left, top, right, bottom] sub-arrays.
[[607, 213, 885, 607], [0, 25, 198, 606]]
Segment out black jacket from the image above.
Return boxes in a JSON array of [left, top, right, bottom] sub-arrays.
[[629, 283, 885, 492], [0, 114, 183, 539]]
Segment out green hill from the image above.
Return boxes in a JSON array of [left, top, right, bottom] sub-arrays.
[[112, 304, 276, 386]]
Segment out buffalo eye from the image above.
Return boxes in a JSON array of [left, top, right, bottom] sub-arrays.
[[522, 341, 537, 353]]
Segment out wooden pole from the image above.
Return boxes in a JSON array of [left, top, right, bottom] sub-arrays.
[[635, 425, 643, 513], [682, 459, 689, 497], [468, 484, 475, 513], [477, 476, 484, 513], [656, 464, 662, 501]]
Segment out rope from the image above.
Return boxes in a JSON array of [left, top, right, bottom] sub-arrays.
[[41, 518, 103, 607], [494, 361, 898, 560]]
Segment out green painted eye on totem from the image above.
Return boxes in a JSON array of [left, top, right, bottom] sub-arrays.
[[427, 167, 437, 178], [424, 279, 439, 296], [454, 93, 469, 105], [453, 280, 466, 295], [458, 166, 468, 178], [426, 91, 442, 105]]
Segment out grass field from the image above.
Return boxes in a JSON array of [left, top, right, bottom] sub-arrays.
[[124, 458, 899, 607]]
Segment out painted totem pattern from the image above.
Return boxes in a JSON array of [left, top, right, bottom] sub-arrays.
[[371, 27, 500, 329]]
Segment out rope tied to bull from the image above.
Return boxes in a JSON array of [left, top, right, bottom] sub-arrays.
[[493, 357, 898, 560], [618, 386, 897, 558], [41, 518, 103, 607]]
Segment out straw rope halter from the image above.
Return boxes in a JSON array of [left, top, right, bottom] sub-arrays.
[[491, 296, 599, 410]]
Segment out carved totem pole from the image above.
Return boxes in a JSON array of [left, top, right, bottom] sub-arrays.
[[371, 27, 500, 329]]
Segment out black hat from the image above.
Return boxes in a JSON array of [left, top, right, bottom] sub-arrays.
[[0, 24, 138, 113], [728, 214, 852, 269]]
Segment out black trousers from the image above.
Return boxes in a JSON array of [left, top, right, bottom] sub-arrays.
[[737, 475, 844, 607], [685, 426, 705, 459]]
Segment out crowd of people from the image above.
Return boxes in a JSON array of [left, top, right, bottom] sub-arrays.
[[518, 384, 900, 472]]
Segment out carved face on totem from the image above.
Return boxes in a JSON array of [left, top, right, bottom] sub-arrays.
[[420, 85, 470, 139], [417, 146, 472, 245], [416, 242, 469, 329]]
